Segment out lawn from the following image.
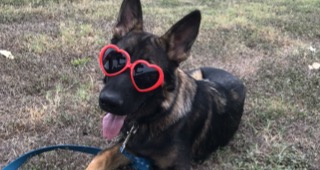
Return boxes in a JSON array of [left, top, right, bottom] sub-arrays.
[[0, 0, 319, 169]]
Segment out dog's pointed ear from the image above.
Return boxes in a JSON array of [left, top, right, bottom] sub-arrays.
[[112, 0, 143, 40], [161, 10, 201, 63]]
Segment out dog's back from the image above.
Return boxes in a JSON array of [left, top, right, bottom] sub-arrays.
[[188, 67, 246, 161]]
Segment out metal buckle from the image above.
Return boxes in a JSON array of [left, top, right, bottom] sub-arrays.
[[120, 124, 138, 152]]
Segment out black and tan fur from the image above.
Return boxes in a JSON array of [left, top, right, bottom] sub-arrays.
[[87, 0, 246, 169]]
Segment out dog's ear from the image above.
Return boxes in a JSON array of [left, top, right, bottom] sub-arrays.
[[161, 10, 201, 64], [112, 0, 143, 41]]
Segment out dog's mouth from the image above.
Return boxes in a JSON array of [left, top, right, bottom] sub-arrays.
[[101, 100, 148, 141], [102, 112, 127, 140]]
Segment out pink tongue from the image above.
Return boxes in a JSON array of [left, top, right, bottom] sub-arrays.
[[102, 113, 126, 140]]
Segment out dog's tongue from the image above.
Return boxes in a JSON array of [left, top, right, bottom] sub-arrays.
[[102, 113, 126, 140]]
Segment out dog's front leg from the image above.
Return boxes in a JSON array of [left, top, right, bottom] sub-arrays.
[[86, 144, 130, 170]]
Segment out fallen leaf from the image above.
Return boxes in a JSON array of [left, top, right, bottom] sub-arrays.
[[308, 62, 320, 70], [309, 46, 316, 52], [0, 50, 15, 59]]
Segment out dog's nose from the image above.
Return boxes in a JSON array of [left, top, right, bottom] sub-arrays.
[[99, 91, 124, 112]]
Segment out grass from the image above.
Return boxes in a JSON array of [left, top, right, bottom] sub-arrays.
[[0, 0, 319, 169]]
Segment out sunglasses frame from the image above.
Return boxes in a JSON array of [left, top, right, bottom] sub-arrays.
[[99, 44, 164, 93]]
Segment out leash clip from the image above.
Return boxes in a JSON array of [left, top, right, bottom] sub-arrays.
[[121, 124, 138, 153]]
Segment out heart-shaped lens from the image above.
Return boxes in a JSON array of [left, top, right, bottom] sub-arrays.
[[133, 63, 160, 89], [102, 48, 127, 74], [99, 44, 164, 92]]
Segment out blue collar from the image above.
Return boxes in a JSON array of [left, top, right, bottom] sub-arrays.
[[120, 146, 151, 170], [119, 124, 151, 170]]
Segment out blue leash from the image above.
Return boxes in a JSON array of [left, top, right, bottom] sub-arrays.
[[3, 145, 151, 170], [3, 145, 102, 170]]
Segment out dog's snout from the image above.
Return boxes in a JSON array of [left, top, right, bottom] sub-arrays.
[[99, 91, 124, 112]]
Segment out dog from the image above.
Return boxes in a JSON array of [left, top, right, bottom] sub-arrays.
[[86, 0, 246, 169]]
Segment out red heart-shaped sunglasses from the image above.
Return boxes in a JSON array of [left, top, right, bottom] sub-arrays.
[[99, 44, 164, 92]]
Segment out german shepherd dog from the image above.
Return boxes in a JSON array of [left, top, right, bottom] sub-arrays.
[[87, 0, 246, 169]]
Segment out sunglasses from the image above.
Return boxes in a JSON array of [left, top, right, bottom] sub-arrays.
[[99, 44, 164, 92]]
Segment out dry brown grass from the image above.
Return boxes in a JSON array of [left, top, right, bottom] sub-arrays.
[[1, 0, 319, 169]]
